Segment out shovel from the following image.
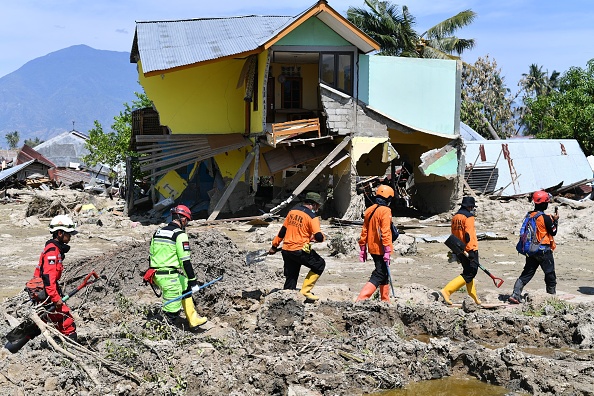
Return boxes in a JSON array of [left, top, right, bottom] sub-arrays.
[[444, 234, 504, 288], [245, 247, 282, 265], [5, 270, 101, 350]]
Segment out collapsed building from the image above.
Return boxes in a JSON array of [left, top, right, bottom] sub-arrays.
[[126, 0, 477, 219]]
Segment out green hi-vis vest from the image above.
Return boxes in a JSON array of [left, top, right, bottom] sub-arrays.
[[149, 224, 191, 270]]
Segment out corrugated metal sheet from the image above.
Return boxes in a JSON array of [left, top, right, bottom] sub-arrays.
[[0, 160, 51, 183], [0, 160, 34, 182], [34, 131, 89, 168], [134, 16, 294, 74], [465, 139, 592, 196]]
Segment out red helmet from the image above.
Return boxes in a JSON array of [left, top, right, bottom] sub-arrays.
[[171, 204, 192, 220], [532, 190, 551, 204], [376, 185, 395, 199]]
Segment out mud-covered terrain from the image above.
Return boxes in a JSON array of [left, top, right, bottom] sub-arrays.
[[1, 190, 594, 395]]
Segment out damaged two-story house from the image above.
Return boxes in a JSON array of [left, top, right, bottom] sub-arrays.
[[129, 0, 464, 219]]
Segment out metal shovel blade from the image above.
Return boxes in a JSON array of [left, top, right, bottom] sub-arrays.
[[245, 249, 268, 265]]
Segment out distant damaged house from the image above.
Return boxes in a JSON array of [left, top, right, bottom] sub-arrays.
[[33, 130, 111, 184], [464, 138, 593, 197], [129, 0, 465, 218]]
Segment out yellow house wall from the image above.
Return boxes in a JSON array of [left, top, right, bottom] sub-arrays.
[[138, 59, 245, 134], [250, 51, 268, 133], [214, 146, 251, 181]]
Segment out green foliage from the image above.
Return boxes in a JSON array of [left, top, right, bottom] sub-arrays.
[[105, 339, 139, 366], [24, 136, 44, 148], [83, 91, 153, 179], [522, 297, 573, 317], [523, 59, 594, 155], [461, 55, 517, 138], [5, 131, 20, 149], [347, 0, 475, 59]]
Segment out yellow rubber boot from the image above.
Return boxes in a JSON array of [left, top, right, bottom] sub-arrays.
[[439, 275, 466, 305], [300, 271, 320, 301], [181, 297, 207, 328], [379, 285, 391, 302], [356, 282, 377, 301], [466, 280, 482, 305]]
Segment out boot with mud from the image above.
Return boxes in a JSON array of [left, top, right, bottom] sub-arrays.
[[164, 310, 181, 325], [356, 282, 377, 301], [438, 275, 465, 305], [465, 280, 481, 305], [300, 271, 320, 301], [509, 279, 524, 304], [182, 297, 207, 328], [379, 284, 391, 302]]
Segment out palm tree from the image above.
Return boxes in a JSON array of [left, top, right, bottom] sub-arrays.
[[347, 0, 476, 59], [347, 0, 418, 56], [521, 64, 560, 97], [417, 10, 476, 59]]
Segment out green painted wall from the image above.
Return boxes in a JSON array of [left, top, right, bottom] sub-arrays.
[[359, 56, 459, 135], [138, 59, 245, 134], [277, 18, 352, 46]]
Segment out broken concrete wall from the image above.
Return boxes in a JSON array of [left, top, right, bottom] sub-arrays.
[[321, 85, 461, 216]]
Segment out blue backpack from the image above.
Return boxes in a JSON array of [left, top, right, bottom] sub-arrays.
[[516, 211, 545, 256]]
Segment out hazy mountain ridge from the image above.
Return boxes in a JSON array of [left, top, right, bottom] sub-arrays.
[[0, 45, 141, 146]]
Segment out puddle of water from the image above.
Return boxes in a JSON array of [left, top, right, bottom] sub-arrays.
[[366, 375, 520, 396], [521, 346, 594, 359]]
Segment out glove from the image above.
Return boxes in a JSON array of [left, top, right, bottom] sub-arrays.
[[359, 245, 367, 262], [191, 284, 201, 294], [383, 246, 392, 264], [188, 278, 198, 288], [34, 303, 48, 317], [268, 246, 278, 255]]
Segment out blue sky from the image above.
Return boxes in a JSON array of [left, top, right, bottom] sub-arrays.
[[2, 0, 593, 91]]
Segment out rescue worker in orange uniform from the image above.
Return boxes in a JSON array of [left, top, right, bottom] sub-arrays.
[[509, 190, 559, 303], [36, 215, 79, 339], [439, 196, 482, 305], [356, 185, 395, 302], [269, 192, 325, 301]]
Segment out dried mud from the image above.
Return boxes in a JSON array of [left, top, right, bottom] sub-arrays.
[[1, 192, 594, 395]]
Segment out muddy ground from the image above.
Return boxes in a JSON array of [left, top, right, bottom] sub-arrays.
[[1, 190, 594, 395]]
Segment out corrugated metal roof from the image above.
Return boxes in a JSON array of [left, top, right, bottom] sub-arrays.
[[465, 139, 592, 197], [0, 160, 34, 182], [134, 16, 294, 74]]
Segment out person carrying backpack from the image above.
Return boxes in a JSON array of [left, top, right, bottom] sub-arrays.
[[509, 190, 559, 304], [438, 196, 482, 305]]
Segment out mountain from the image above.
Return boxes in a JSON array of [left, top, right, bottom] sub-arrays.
[[0, 45, 141, 145]]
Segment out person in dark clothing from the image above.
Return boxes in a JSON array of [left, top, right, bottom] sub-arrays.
[[439, 196, 482, 305], [509, 190, 559, 303], [269, 192, 326, 301]]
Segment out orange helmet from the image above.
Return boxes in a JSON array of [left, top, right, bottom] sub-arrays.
[[532, 190, 551, 204], [171, 204, 192, 220], [376, 185, 395, 199]]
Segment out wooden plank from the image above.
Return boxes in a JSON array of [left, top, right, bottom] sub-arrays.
[[252, 143, 260, 193], [268, 136, 352, 215], [463, 178, 477, 198], [207, 149, 256, 221]]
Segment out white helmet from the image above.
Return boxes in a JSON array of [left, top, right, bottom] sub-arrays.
[[49, 215, 77, 234]]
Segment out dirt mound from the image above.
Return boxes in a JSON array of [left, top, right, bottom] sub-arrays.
[[3, 192, 594, 395]]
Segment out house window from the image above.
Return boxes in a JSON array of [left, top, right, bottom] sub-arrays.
[[281, 77, 302, 109], [320, 52, 353, 95]]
